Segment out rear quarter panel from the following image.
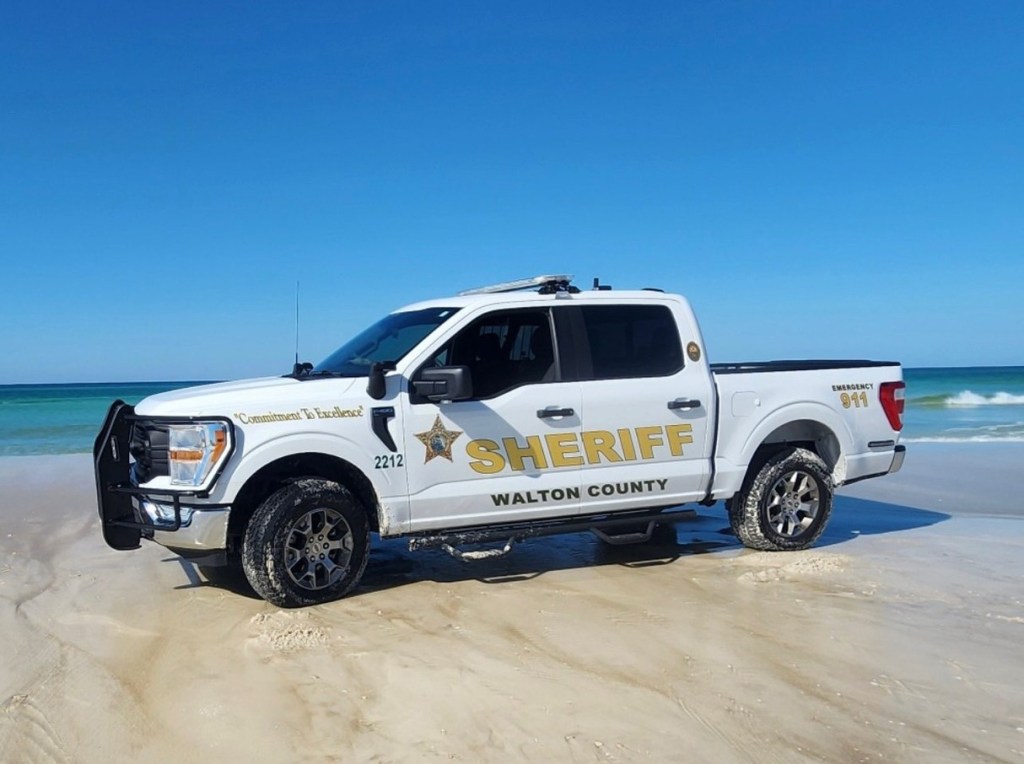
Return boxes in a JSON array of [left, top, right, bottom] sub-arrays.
[[713, 365, 903, 497]]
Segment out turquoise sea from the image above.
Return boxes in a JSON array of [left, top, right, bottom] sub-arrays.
[[901, 366, 1024, 443], [1, 367, 1022, 456], [0, 381, 211, 457]]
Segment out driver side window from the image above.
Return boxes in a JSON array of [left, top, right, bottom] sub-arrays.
[[424, 308, 556, 399]]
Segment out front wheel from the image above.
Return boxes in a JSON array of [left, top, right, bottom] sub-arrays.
[[242, 478, 370, 607], [729, 447, 833, 551]]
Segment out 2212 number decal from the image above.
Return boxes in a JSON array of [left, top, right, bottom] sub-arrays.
[[374, 454, 404, 469]]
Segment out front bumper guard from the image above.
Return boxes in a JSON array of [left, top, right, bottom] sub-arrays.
[[93, 400, 199, 550]]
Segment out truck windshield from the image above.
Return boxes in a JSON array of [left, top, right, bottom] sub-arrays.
[[313, 307, 460, 377]]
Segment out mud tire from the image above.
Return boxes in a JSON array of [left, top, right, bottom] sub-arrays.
[[729, 447, 833, 552], [242, 478, 370, 607]]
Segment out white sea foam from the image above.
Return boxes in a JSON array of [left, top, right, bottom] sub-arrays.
[[903, 422, 1024, 443], [945, 390, 1024, 407], [902, 435, 1024, 443]]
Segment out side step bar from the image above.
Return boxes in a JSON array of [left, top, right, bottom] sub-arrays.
[[591, 521, 657, 546], [442, 539, 516, 561], [409, 507, 697, 561]]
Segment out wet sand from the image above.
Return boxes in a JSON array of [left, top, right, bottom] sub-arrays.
[[2, 446, 1023, 762]]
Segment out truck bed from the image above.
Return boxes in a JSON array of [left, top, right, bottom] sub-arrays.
[[708, 360, 904, 497], [711, 360, 900, 375]]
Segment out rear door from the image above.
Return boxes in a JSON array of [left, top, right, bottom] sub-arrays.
[[568, 301, 714, 511]]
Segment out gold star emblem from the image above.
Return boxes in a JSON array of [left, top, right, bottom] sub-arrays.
[[414, 415, 463, 463]]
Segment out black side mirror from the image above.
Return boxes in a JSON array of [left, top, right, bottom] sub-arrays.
[[413, 366, 473, 402], [367, 361, 397, 400]]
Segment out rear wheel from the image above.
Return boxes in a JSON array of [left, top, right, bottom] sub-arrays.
[[242, 478, 370, 607], [729, 448, 833, 551]]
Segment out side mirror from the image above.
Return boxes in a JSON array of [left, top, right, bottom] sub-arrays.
[[413, 366, 473, 402], [367, 361, 397, 400]]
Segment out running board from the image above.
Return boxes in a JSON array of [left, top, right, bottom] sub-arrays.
[[407, 507, 698, 558], [590, 521, 656, 545], [441, 538, 515, 562]]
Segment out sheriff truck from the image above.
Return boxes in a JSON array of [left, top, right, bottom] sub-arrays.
[[94, 275, 906, 607]]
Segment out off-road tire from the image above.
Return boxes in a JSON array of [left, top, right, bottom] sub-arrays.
[[242, 478, 370, 607], [729, 447, 833, 551], [724, 498, 741, 537]]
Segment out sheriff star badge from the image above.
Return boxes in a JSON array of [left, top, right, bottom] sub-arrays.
[[414, 416, 463, 463]]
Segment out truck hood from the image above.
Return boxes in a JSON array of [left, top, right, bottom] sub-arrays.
[[135, 376, 361, 417]]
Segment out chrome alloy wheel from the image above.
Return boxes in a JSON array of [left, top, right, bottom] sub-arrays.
[[284, 507, 355, 591], [766, 469, 821, 538]]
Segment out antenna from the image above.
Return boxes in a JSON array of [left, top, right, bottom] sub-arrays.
[[294, 280, 300, 367], [289, 281, 313, 377]]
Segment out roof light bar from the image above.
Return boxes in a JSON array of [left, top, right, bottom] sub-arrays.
[[458, 274, 575, 296]]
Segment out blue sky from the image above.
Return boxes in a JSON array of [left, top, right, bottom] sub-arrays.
[[2, 1, 1021, 383]]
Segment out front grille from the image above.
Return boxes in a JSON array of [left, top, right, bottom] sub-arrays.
[[129, 422, 169, 483]]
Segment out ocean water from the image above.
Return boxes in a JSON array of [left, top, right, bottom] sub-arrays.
[[0, 382, 210, 457], [903, 367, 1024, 443], [1, 367, 1022, 456]]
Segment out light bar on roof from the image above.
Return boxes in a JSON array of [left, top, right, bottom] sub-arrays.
[[458, 274, 574, 296]]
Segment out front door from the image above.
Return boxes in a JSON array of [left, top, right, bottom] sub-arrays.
[[401, 306, 583, 532]]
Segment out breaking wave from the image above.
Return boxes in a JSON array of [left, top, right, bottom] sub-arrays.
[[902, 422, 1024, 443], [911, 390, 1024, 408]]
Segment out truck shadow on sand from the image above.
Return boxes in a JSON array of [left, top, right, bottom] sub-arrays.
[[179, 497, 949, 599], [357, 497, 950, 595], [817, 496, 950, 547]]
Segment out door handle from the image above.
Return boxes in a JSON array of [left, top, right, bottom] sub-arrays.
[[537, 407, 575, 419], [667, 398, 701, 410]]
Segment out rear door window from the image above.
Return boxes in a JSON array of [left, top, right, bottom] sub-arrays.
[[578, 304, 683, 380]]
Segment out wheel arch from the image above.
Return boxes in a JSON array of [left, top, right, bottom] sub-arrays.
[[735, 404, 853, 485], [226, 452, 381, 553]]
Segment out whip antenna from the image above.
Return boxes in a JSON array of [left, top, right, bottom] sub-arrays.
[[290, 281, 310, 376], [294, 280, 300, 367]]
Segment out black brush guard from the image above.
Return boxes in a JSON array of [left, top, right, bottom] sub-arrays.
[[93, 400, 192, 550]]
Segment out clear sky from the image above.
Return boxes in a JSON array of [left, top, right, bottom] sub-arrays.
[[2, 1, 1021, 384]]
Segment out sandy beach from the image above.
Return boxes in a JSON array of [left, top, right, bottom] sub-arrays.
[[2, 445, 1023, 762]]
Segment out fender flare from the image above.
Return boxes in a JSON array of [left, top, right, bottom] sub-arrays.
[[734, 402, 855, 480], [207, 431, 395, 509]]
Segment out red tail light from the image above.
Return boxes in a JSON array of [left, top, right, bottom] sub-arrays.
[[879, 381, 906, 431]]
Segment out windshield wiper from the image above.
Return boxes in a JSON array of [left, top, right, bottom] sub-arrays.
[[286, 361, 386, 381], [283, 361, 313, 379], [295, 369, 368, 380], [286, 362, 346, 380]]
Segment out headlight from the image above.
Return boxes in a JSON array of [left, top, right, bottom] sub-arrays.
[[168, 423, 231, 486]]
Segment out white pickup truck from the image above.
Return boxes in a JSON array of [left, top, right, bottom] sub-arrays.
[[95, 275, 906, 607]]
